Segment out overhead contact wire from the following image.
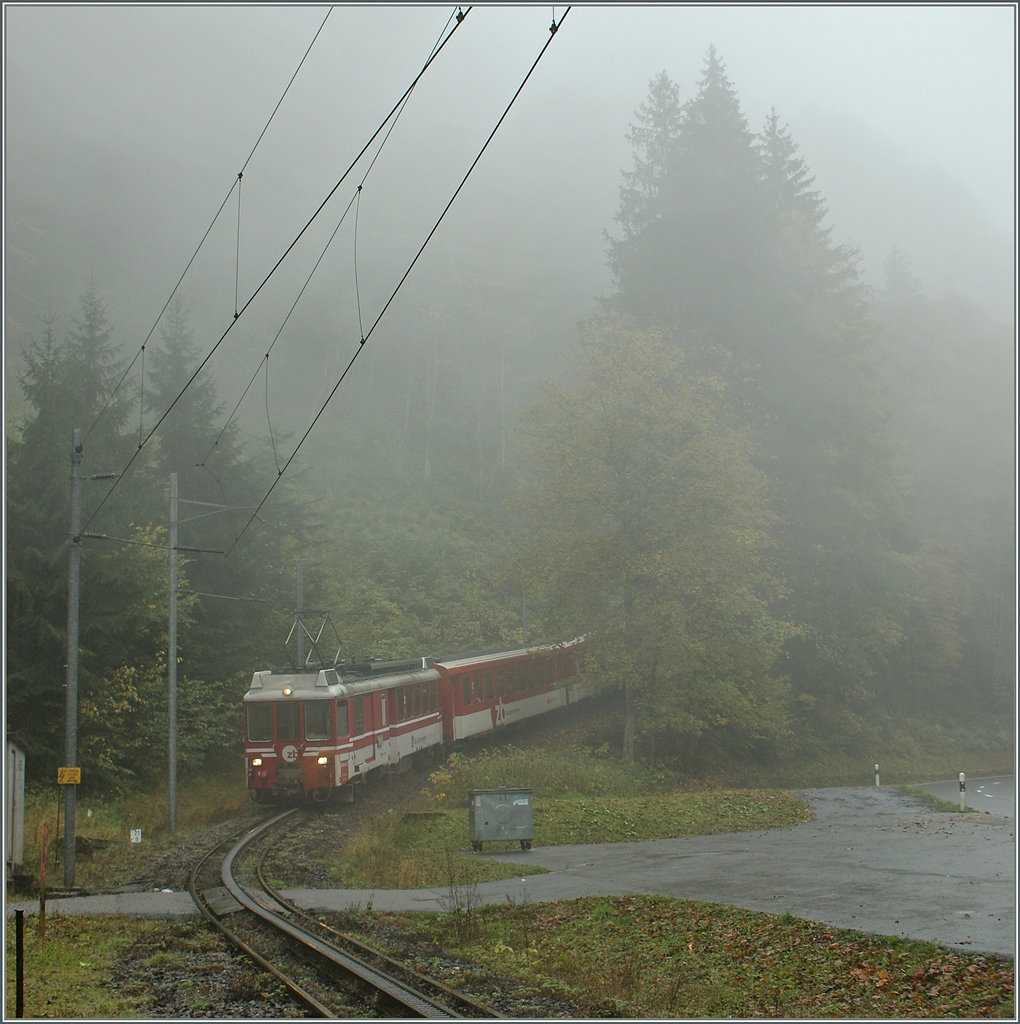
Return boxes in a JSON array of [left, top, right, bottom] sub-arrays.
[[228, 7, 570, 552], [83, 9, 332, 447], [240, 7, 332, 177], [354, 187, 365, 341], [234, 173, 243, 319], [82, 8, 472, 535], [216, 10, 456, 462], [202, 189, 359, 467]]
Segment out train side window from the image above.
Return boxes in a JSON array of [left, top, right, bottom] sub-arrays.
[[429, 681, 436, 713], [277, 702, 299, 742], [247, 703, 272, 742], [336, 700, 349, 737], [485, 674, 494, 700], [497, 671, 505, 697], [412, 685, 420, 718], [304, 701, 332, 741], [462, 677, 471, 706], [475, 676, 483, 702], [354, 696, 364, 735]]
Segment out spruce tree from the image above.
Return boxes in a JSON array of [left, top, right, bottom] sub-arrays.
[[6, 287, 148, 771], [606, 50, 911, 745], [145, 295, 234, 497]]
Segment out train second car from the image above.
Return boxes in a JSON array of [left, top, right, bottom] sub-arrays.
[[243, 639, 584, 802]]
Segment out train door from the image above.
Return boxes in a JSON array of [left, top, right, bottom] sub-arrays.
[[376, 691, 391, 765], [494, 668, 507, 727]]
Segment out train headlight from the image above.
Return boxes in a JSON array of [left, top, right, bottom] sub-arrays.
[[251, 758, 262, 767], [317, 756, 329, 765], [282, 686, 293, 696]]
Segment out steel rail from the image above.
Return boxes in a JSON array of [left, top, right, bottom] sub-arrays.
[[188, 809, 336, 1017], [222, 811, 464, 1018], [255, 843, 504, 1019]]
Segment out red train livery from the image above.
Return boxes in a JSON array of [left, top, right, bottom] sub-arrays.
[[243, 638, 585, 802]]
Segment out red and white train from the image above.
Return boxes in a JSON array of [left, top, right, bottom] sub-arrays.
[[243, 638, 585, 802]]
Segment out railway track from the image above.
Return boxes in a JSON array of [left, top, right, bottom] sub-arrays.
[[190, 807, 502, 1018]]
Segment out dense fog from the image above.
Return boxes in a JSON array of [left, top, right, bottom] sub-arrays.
[[4, 6, 1015, 782]]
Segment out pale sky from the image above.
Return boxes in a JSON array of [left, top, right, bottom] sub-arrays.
[[5, 4, 1016, 358]]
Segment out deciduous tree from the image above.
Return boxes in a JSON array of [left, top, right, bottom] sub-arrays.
[[512, 322, 793, 764]]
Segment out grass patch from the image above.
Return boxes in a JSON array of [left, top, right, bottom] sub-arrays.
[[897, 785, 979, 815], [14, 772, 254, 893], [508, 697, 1013, 791], [335, 746, 811, 889], [352, 896, 1015, 1018], [533, 789, 810, 844], [4, 914, 167, 1018]]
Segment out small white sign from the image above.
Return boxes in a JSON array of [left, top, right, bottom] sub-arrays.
[[130, 828, 142, 844], [513, 797, 529, 806]]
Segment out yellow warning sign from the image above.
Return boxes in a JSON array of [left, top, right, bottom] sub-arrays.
[[57, 767, 81, 785]]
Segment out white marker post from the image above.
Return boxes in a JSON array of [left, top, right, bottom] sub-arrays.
[[959, 772, 966, 811], [874, 763, 880, 787]]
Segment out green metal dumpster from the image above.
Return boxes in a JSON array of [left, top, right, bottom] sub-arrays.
[[468, 788, 533, 851]]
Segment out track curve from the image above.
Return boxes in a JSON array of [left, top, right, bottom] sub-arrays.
[[194, 806, 501, 1018]]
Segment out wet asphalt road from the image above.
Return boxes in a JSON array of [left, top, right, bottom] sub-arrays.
[[917, 775, 1014, 816], [9, 784, 1015, 956], [291, 784, 1016, 956]]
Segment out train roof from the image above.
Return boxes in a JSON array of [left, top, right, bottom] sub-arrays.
[[243, 637, 584, 700], [244, 665, 440, 702], [435, 635, 584, 671]]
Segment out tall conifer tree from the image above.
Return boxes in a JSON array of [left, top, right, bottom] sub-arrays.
[[607, 50, 910, 743]]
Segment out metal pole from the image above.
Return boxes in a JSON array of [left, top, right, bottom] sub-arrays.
[[39, 823, 47, 937], [959, 772, 966, 811], [168, 473, 178, 833], [16, 908, 24, 1017], [297, 562, 304, 670], [874, 763, 880, 787], [522, 586, 528, 645], [64, 427, 82, 888]]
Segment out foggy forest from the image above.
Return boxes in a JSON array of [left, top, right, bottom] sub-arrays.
[[5, 6, 1015, 789]]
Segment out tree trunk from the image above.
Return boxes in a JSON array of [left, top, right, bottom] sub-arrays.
[[423, 330, 437, 482], [623, 683, 635, 762]]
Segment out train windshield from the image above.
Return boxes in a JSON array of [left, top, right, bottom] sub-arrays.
[[247, 703, 273, 742], [277, 702, 299, 742], [304, 701, 332, 741]]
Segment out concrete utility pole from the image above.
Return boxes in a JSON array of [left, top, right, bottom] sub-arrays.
[[168, 473, 178, 832], [522, 586, 528, 645], [64, 428, 83, 888]]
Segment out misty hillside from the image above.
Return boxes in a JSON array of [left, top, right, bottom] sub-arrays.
[[4, 9, 1014, 785]]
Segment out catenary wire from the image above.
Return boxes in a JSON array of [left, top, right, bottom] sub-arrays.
[[204, 9, 457, 477], [80, 8, 472, 537], [81, 8, 333, 449], [227, 7, 570, 552]]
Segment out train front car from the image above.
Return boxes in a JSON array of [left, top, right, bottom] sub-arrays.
[[243, 658, 443, 803], [437, 636, 586, 744]]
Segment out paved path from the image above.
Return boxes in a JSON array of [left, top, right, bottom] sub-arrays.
[[917, 775, 1014, 817], [8, 786, 1015, 956]]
